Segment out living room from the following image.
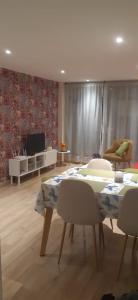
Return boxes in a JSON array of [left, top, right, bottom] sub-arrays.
[[0, 1, 138, 300]]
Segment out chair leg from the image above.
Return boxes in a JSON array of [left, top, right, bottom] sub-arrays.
[[128, 161, 131, 168], [99, 223, 102, 250], [69, 224, 73, 237], [70, 224, 74, 243], [92, 225, 98, 269], [117, 234, 128, 280], [110, 218, 113, 231], [99, 223, 105, 249], [69, 224, 74, 243], [101, 223, 105, 248], [132, 236, 137, 256], [58, 222, 67, 264]]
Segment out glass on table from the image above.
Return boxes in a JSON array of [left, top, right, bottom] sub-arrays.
[[114, 171, 124, 183]]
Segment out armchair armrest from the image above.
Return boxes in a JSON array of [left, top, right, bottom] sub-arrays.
[[105, 147, 115, 154]]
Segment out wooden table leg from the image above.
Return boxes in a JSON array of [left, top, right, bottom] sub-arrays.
[[40, 207, 53, 256]]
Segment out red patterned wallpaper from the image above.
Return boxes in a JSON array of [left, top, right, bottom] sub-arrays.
[[0, 68, 58, 181]]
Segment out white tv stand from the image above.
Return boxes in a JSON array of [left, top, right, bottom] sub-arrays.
[[9, 149, 57, 184]]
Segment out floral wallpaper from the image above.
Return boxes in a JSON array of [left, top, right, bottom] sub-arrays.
[[0, 68, 58, 181]]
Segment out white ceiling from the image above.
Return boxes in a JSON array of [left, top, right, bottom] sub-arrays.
[[1, 0, 138, 82]]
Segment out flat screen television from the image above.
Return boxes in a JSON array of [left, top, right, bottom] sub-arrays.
[[25, 133, 45, 155]]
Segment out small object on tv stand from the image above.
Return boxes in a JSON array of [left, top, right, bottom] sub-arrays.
[[23, 148, 27, 156], [47, 146, 52, 151]]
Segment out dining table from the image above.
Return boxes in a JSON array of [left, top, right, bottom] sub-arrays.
[[35, 166, 138, 256]]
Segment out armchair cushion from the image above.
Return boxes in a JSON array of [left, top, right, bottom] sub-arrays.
[[115, 141, 129, 157]]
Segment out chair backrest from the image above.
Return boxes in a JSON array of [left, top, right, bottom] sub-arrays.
[[87, 158, 112, 170], [57, 179, 101, 225], [117, 188, 138, 236]]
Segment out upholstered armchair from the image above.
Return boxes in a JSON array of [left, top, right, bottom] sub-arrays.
[[103, 139, 133, 169]]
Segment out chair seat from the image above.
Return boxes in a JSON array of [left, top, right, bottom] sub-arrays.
[[103, 153, 129, 162]]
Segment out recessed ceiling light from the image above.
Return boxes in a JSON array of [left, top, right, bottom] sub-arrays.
[[115, 36, 124, 44], [60, 70, 66, 74], [5, 49, 12, 55], [86, 79, 90, 82]]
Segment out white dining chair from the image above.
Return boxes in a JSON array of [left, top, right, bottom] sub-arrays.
[[117, 188, 138, 279], [57, 179, 104, 268], [87, 158, 113, 230], [87, 158, 113, 170]]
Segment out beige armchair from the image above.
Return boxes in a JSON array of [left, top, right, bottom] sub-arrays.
[[103, 139, 133, 169]]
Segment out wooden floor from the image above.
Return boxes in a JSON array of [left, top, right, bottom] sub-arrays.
[[0, 164, 138, 300]]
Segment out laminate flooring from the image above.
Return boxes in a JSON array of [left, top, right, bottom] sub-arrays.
[[0, 164, 138, 300]]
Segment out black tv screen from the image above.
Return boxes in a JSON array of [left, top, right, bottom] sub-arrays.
[[26, 133, 45, 155]]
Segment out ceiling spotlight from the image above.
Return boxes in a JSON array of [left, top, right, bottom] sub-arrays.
[[60, 70, 66, 74], [86, 79, 90, 82], [115, 36, 124, 44], [5, 49, 12, 55]]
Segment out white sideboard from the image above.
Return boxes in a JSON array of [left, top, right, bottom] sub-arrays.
[[9, 149, 57, 184]]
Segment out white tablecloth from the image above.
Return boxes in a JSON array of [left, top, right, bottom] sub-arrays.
[[35, 167, 138, 218]]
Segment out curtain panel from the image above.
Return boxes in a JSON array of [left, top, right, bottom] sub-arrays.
[[101, 81, 138, 161], [64, 80, 138, 163], [64, 83, 103, 162]]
